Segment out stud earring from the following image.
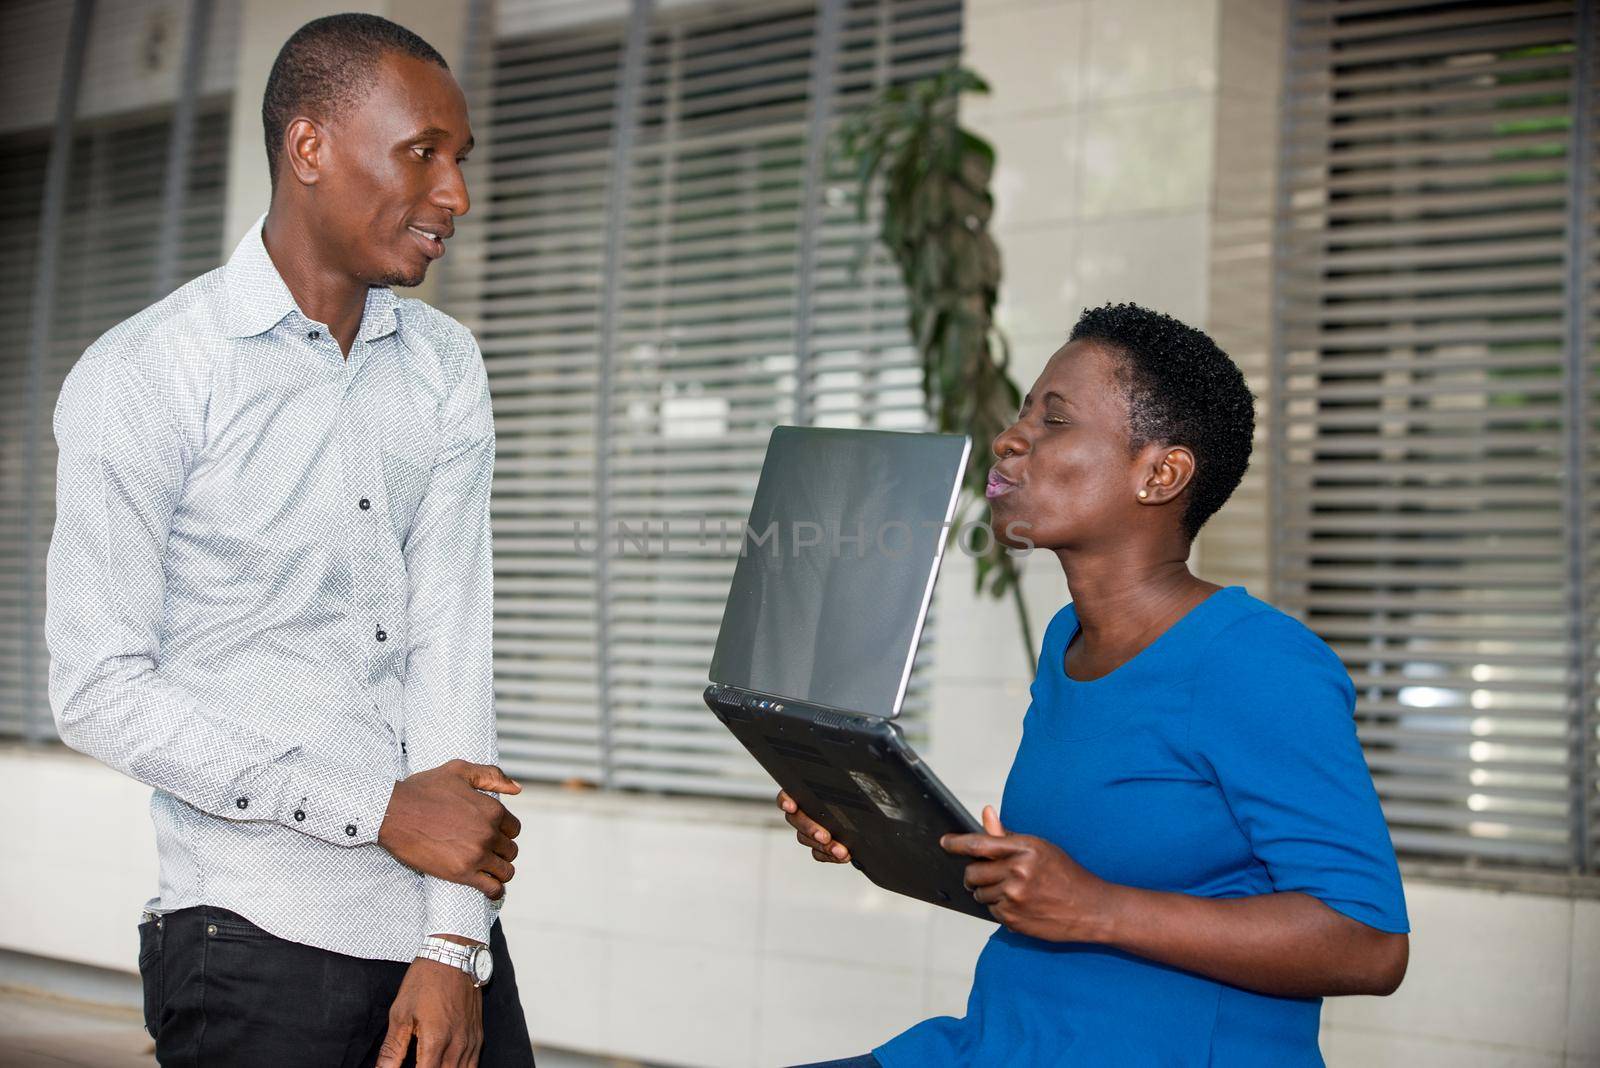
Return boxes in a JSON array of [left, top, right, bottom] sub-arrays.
[[1138, 489, 1149, 499]]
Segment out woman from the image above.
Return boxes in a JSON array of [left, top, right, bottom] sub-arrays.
[[779, 304, 1409, 1067]]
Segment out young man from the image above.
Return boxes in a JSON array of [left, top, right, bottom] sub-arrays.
[[45, 15, 533, 1067]]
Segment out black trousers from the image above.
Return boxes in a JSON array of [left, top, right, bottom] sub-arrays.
[[138, 905, 535, 1068]]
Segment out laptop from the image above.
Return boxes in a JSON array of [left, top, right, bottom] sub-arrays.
[[703, 425, 991, 920]]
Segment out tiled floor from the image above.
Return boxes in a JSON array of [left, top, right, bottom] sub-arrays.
[[0, 987, 653, 1068], [0, 987, 154, 1067]]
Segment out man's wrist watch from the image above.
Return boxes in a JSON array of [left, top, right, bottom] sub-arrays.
[[416, 935, 493, 987]]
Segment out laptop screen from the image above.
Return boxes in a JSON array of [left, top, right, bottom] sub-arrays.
[[708, 426, 970, 718]]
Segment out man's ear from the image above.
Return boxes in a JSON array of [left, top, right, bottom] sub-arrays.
[[282, 116, 325, 187]]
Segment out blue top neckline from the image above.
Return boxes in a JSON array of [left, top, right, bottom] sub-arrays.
[[1055, 585, 1247, 686]]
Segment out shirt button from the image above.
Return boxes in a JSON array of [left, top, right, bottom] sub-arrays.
[[308, 330, 321, 340], [235, 797, 248, 810], [376, 627, 387, 642], [293, 809, 306, 822], [345, 824, 358, 837], [359, 498, 371, 510]]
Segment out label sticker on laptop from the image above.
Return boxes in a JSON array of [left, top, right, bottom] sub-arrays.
[[848, 771, 911, 822]]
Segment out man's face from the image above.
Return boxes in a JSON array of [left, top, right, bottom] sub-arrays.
[[313, 52, 473, 288]]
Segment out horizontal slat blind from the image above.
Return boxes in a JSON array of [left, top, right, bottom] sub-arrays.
[[468, 0, 961, 797], [465, 24, 624, 785], [1278, 0, 1596, 871], [0, 102, 230, 747], [1582, 1, 1599, 874], [805, 0, 965, 746], [604, 2, 820, 797], [0, 133, 51, 740]]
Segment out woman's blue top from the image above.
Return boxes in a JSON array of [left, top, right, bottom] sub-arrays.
[[875, 586, 1408, 1068]]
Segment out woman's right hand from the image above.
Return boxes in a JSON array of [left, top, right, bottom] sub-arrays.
[[777, 790, 851, 863]]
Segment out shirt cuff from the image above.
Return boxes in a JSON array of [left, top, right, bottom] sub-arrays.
[[263, 760, 397, 847], [423, 877, 494, 946]]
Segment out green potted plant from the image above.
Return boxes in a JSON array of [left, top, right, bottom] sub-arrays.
[[838, 66, 1033, 658]]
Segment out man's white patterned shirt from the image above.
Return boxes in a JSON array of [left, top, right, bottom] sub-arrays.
[[46, 216, 498, 961]]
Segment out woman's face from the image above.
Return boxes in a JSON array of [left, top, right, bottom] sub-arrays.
[[986, 340, 1151, 552]]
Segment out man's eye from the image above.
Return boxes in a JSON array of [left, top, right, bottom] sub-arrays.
[[414, 147, 435, 160], [1044, 416, 1069, 426]]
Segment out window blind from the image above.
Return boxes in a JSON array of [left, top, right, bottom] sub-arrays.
[[1277, 0, 1598, 872], [461, 0, 962, 797], [0, 102, 231, 746], [0, 132, 52, 740]]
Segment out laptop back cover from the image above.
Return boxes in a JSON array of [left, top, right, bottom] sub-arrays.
[[708, 426, 970, 718]]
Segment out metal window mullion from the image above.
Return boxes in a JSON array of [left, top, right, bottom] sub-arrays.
[[154, 0, 212, 298], [1563, 0, 1594, 874], [790, 0, 843, 427], [22, 0, 94, 743], [594, 0, 653, 790], [1268, 1, 1302, 610]]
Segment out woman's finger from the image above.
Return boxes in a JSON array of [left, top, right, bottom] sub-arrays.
[[783, 807, 836, 845], [961, 859, 1009, 888], [971, 882, 1006, 905], [796, 828, 850, 860], [941, 832, 1022, 859]]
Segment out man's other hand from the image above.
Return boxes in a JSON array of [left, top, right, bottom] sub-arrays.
[[378, 759, 523, 898], [376, 954, 483, 1068]]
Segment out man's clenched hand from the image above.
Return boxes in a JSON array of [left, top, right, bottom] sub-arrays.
[[378, 759, 523, 898]]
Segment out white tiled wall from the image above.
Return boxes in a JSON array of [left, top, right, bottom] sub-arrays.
[[969, 0, 1222, 393], [1320, 882, 1589, 1066], [1572, 901, 1600, 1062], [0, 748, 1592, 1067]]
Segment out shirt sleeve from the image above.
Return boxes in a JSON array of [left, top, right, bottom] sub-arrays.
[[1187, 609, 1409, 933], [400, 343, 500, 946], [46, 353, 397, 847]]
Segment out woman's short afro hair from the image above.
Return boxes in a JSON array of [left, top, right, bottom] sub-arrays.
[[262, 14, 448, 189], [1068, 303, 1255, 541]]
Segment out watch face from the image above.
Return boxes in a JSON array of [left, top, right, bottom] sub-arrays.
[[472, 948, 493, 984]]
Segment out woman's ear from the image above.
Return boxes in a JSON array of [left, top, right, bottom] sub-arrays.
[[1135, 443, 1196, 505]]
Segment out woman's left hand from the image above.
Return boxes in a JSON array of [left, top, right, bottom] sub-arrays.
[[941, 806, 1121, 944]]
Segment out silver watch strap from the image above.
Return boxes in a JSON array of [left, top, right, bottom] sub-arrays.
[[417, 937, 475, 975]]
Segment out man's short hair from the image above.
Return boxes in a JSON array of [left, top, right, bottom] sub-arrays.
[[1068, 302, 1255, 541], [262, 13, 449, 188]]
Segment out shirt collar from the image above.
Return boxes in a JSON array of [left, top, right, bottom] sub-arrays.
[[222, 213, 400, 343]]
